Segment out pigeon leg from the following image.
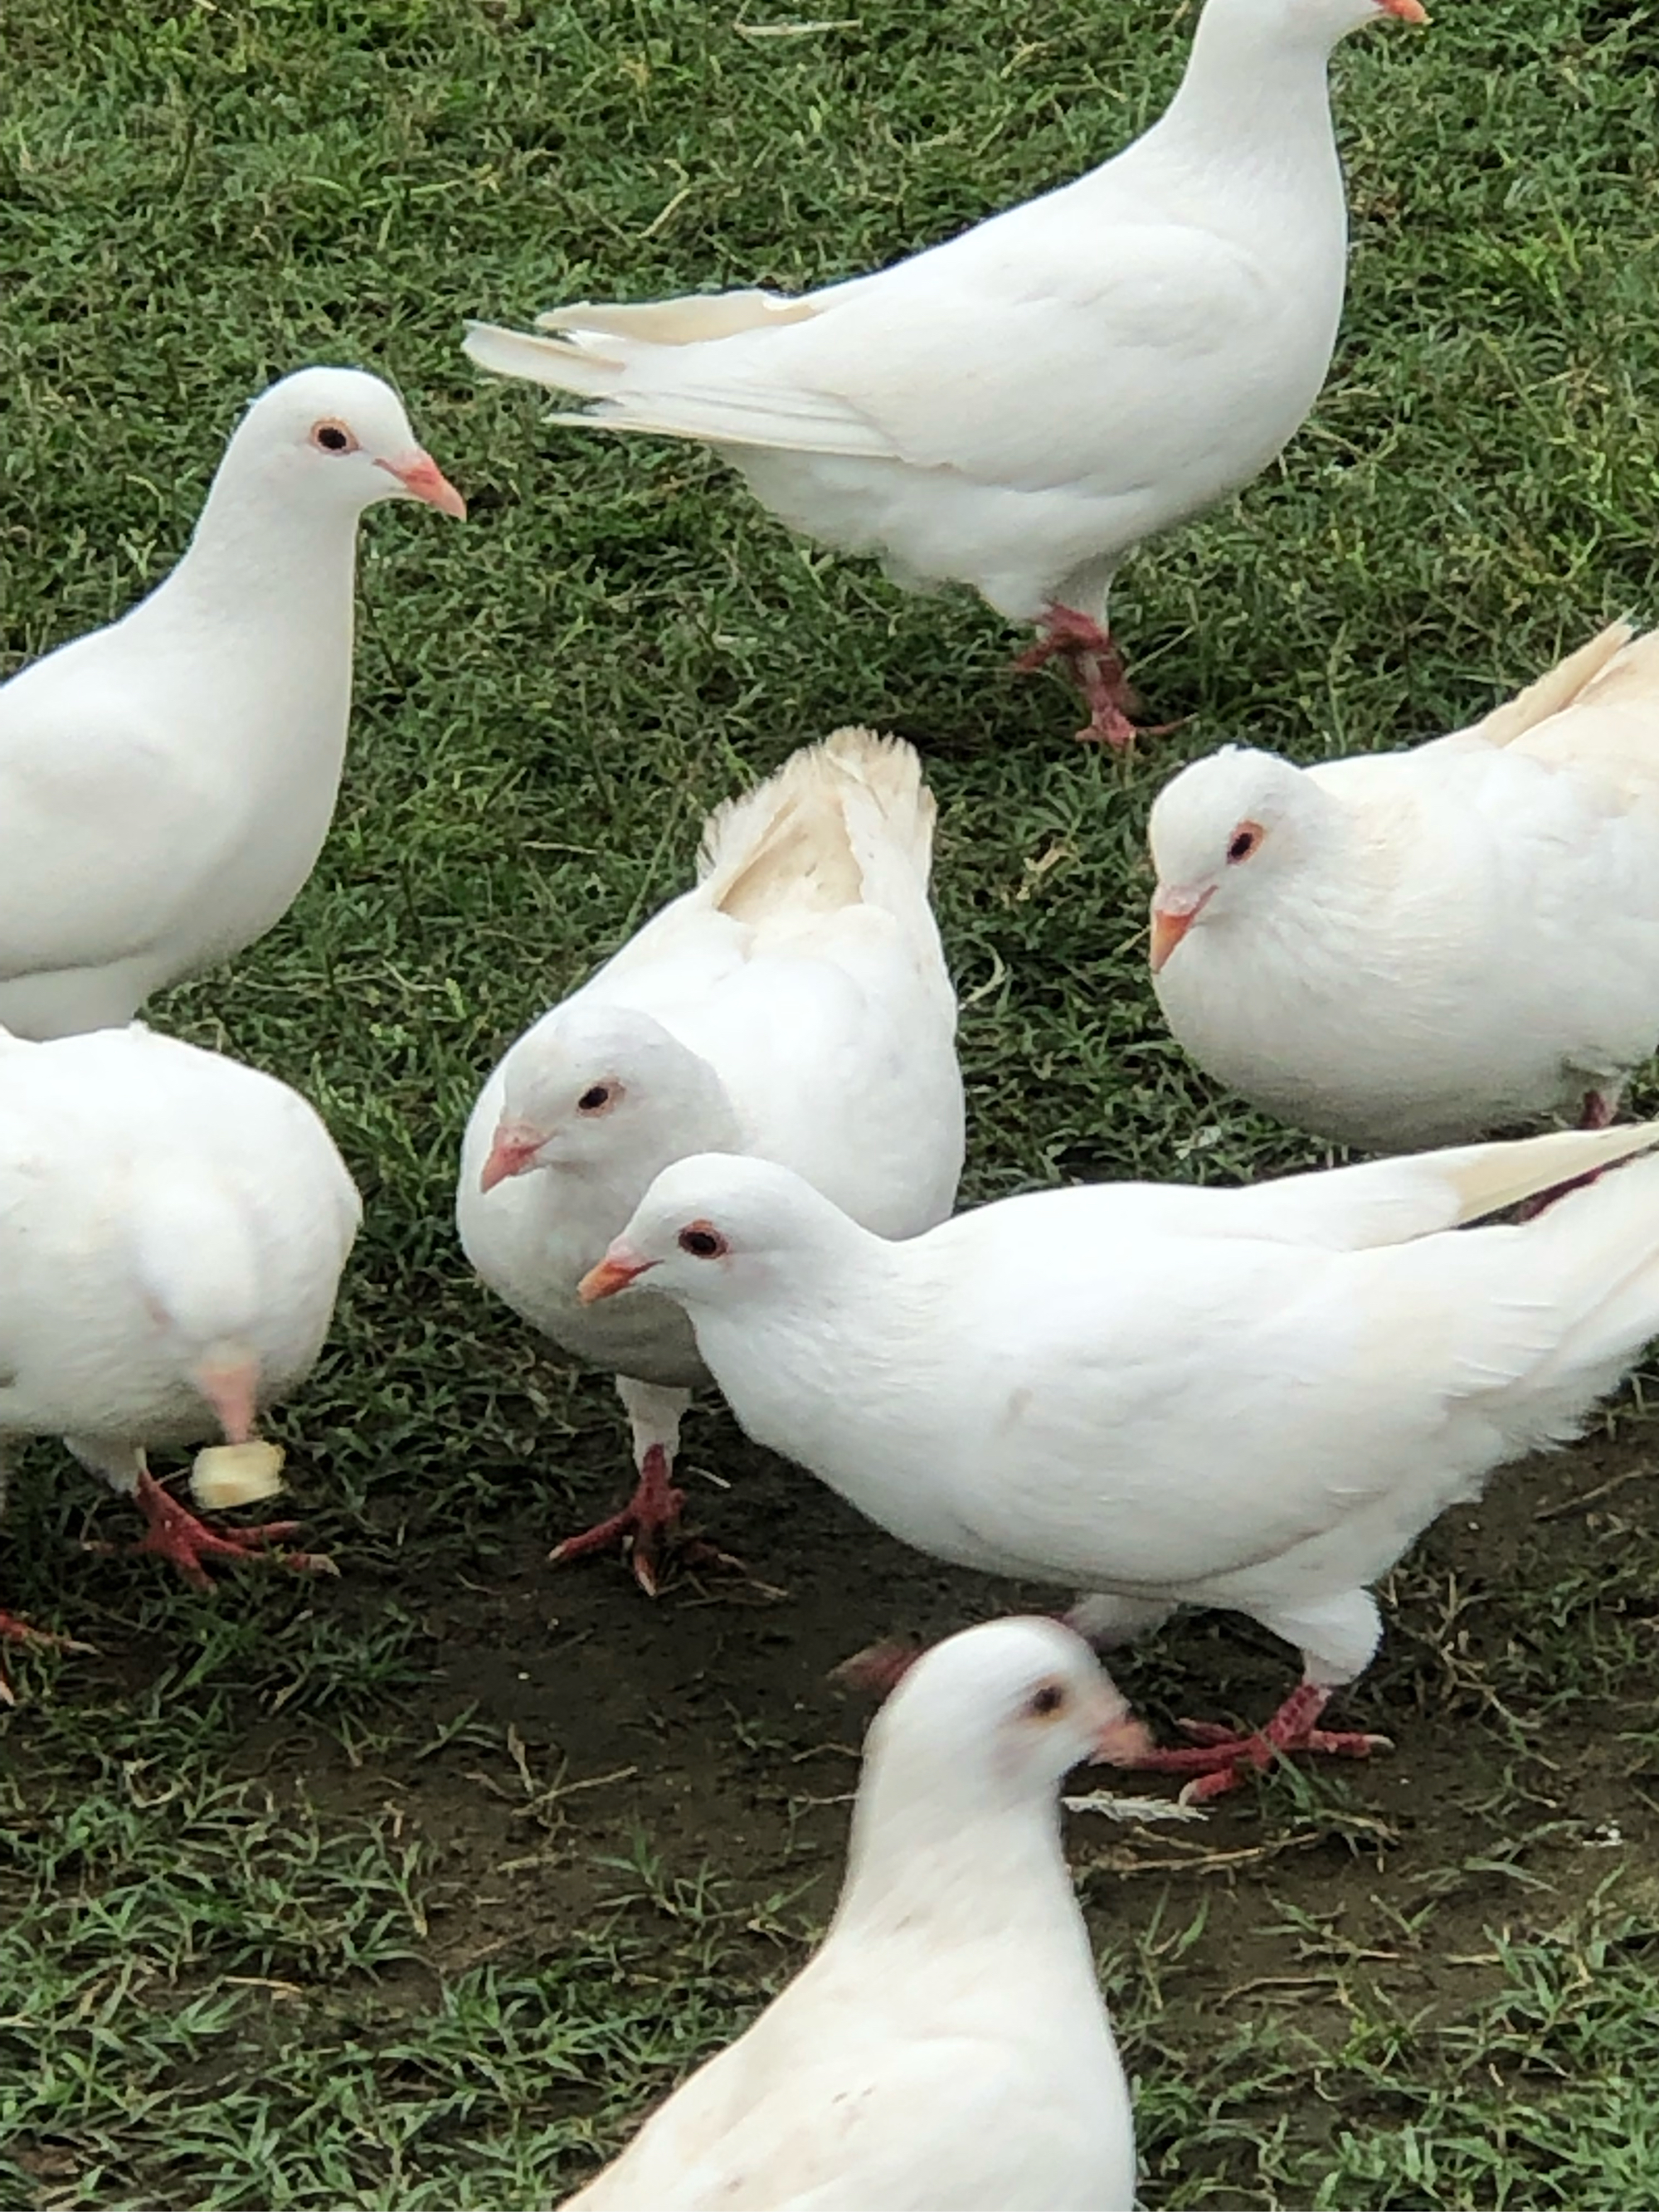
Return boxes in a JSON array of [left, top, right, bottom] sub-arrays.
[[106, 1471, 331, 1594], [549, 1446, 756, 1597], [550, 1441, 688, 1596], [552, 1379, 750, 1596], [1131, 1680, 1392, 1804], [1014, 605, 1150, 748]]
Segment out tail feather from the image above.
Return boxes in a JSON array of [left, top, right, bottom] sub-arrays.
[[1510, 1149, 1659, 1402], [1470, 621, 1635, 749], [698, 727, 936, 927], [463, 321, 625, 402], [1559, 622, 1659, 716], [534, 292, 815, 347], [462, 313, 886, 458], [1442, 1117, 1659, 1226], [1479, 621, 1659, 802]]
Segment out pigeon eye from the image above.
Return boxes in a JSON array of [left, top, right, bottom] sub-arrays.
[[1026, 1682, 1067, 1719], [677, 1223, 728, 1260], [577, 1085, 612, 1113], [311, 419, 358, 455], [1226, 820, 1264, 865]]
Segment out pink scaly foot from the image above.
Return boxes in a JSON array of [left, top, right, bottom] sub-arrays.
[[549, 1445, 744, 1598], [93, 1471, 334, 1595], [1014, 605, 1170, 748], [1132, 1681, 1392, 1805]]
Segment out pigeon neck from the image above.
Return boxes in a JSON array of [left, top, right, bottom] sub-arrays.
[[832, 1761, 1082, 1957], [158, 469, 362, 632], [1151, 17, 1342, 187]]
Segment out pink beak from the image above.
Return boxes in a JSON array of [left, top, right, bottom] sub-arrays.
[[1092, 1703, 1155, 1767], [192, 1345, 261, 1446], [577, 1245, 658, 1304], [377, 450, 467, 519], [1377, 0, 1428, 19], [479, 1119, 547, 1194]]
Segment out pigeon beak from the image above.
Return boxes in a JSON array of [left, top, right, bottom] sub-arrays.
[[1375, 0, 1428, 20], [1091, 1691, 1155, 1768], [377, 450, 468, 519], [479, 1119, 547, 1194], [191, 1340, 262, 1448], [577, 1245, 659, 1304], [1148, 886, 1214, 974]]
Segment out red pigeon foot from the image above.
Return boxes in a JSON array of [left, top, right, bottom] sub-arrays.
[[550, 1444, 744, 1597], [90, 1471, 334, 1595], [1015, 605, 1171, 748], [1132, 1680, 1392, 1804]]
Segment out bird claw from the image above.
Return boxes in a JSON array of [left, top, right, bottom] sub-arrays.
[[549, 1446, 688, 1593], [1136, 1685, 1392, 1801], [1173, 1716, 1244, 1747], [1016, 605, 1170, 749], [550, 1446, 757, 1596], [99, 1472, 333, 1593]]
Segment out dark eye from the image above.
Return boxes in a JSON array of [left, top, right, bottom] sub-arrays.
[[1026, 1682, 1066, 1719], [1226, 820, 1263, 865], [311, 419, 357, 455], [577, 1086, 611, 1112], [677, 1223, 728, 1260]]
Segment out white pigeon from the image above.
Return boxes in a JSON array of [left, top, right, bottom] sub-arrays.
[[457, 727, 964, 1591], [1147, 621, 1659, 1151], [463, 0, 1424, 747], [0, 367, 464, 1043], [561, 1616, 1145, 2212], [581, 1121, 1659, 1799], [0, 1022, 360, 1678]]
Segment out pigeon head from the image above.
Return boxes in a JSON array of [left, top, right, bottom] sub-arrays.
[[1199, 0, 1426, 50], [479, 1007, 738, 1192], [221, 366, 466, 521], [129, 1170, 266, 1443], [577, 1152, 851, 1309], [864, 1619, 1151, 1805], [1146, 746, 1331, 973]]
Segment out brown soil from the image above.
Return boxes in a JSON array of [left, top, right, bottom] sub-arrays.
[[211, 1420, 1659, 2015]]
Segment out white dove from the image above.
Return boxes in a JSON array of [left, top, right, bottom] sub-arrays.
[[457, 727, 963, 1591], [561, 1616, 1145, 2212], [463, 0, 1424, 747], [1147, 622, 1659, 1151], [0, 366, 464, 1043], [581, 1121, 1659, 1799], [0, 1023, 360, 1682]]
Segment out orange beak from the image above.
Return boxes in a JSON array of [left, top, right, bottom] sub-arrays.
[[377, 450, 467, 519], [1148, 887, 1214, 975], [479, 1119, 547, 1194], [192, 1343, 261, 1447], [577, 1246, 658, 1305], [1377, 0, 1428, 20]]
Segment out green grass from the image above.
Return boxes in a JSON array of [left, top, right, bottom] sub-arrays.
[[5, 0, 1659, 2203]]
